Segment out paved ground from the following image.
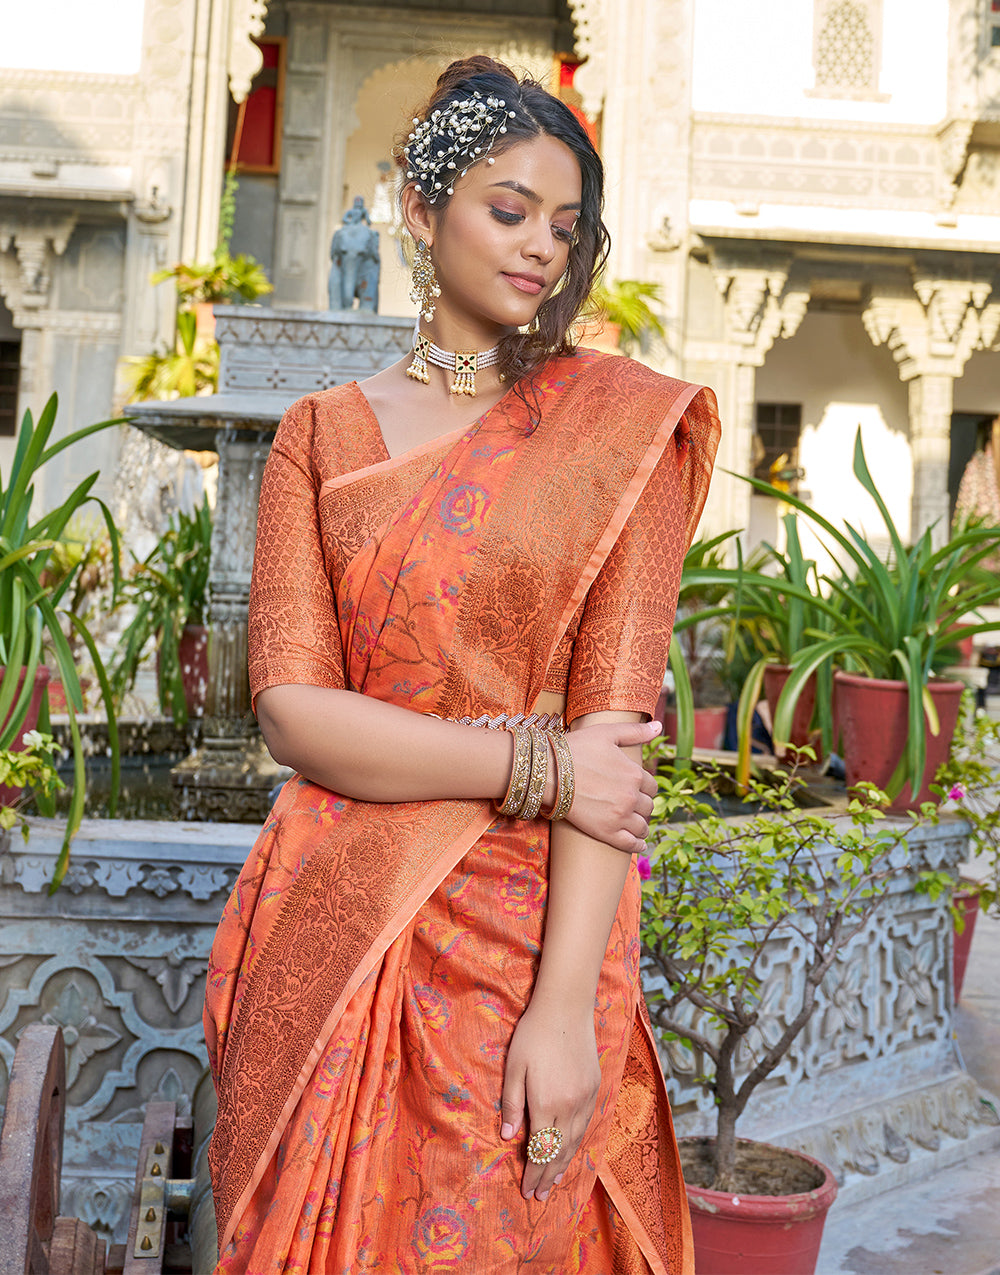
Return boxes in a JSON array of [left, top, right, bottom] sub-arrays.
[[817, 857, 1000, 1275]]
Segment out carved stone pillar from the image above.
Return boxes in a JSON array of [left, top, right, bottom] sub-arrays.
[[171, 429, 287, 822], [908, 374, 955, 540], [863, 259, 998, 545], [697, 244, 810, 534]]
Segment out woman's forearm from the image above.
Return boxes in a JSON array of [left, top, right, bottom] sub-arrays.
[[530, 712, 644, 1010], [256, 683, 515, 803]]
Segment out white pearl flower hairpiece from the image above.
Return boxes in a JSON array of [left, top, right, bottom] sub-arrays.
[[403, 91, 518, 202]]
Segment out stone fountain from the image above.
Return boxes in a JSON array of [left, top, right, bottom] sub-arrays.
[[126, 306, 411, 820]]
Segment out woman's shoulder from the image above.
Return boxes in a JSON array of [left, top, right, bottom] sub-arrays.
[[277, 383, 366, 436], [557, 348, 703, 395]]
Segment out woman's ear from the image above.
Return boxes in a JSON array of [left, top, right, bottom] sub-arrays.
[[401, 182, 435, 248]]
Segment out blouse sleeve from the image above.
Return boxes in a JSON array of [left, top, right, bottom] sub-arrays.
[[564, 433, 688, 726], [247, 397, 346, 710]]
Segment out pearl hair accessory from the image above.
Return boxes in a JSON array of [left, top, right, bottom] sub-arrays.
[[403, 91, 518, 202]]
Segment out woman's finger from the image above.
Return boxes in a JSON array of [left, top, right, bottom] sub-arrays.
[[500, 1058, 527, 1141]]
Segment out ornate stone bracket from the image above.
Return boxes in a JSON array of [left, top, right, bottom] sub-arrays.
[[863, 267, 997, 380], [229, 0, 270, 105], [567, 0, 608, 120], [711, 252, 810, 367], [0, 210, 79, 324], [936, 117, 975, 211]]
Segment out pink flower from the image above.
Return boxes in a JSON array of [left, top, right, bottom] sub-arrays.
[[637, 854, 652, 881], [948, 785, 965, 802]]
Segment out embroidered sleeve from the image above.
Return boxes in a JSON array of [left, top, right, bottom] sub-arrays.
[[564, 435, 688, 725], [247, 398, 346, 710]]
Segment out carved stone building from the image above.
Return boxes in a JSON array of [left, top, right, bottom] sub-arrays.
[[2, 0, 1000, 543]]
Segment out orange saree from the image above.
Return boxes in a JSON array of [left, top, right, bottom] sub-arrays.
[[204, 351, 720, 1274]]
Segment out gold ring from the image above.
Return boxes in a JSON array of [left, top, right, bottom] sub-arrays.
[[526, 1126, 563, 1165]]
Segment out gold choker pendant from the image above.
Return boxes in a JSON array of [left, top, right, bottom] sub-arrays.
[[406, 331, 501, 398]]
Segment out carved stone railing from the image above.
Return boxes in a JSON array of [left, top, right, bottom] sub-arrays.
[[0, 817, 253, 1244], [647, 812, 1000, 1205]]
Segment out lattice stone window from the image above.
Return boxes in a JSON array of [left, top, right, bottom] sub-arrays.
[[0, 339, 20, 437], [753, 403, 803, 489], [808, 0, 889, 101]]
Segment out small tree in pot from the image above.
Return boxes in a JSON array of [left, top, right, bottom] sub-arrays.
[[640, 754, 953, 1270]]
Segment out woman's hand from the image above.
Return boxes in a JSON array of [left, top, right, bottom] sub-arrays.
[[564, 719, 659, 853], [500, 996, 601, 1203]]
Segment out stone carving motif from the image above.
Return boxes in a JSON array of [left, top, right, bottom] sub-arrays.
[[1, 821, 253, 1242], [810, 0, 886, 100], [711, 252, 810, 366], [0, 211, 79, 322], [568, 0, 608, 119], [863, 269, 998, 380], [229, 0, 270, 104]]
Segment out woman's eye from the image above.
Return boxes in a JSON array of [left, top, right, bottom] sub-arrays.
[[553, 225, 576, 244], [489, 207, 523, 225]]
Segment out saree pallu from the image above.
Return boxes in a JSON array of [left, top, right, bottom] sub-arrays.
[[204, 353, 720, 1274]]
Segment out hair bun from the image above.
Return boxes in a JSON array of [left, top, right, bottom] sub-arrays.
[[432, 55, 518, 99]]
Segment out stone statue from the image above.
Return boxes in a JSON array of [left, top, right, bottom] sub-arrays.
[[327, 196, 380, 313]]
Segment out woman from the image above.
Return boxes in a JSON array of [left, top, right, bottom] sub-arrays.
[[205, 56, 720, 1275]]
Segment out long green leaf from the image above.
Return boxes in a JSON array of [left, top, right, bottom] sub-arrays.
[[668, 638, 695, 766]]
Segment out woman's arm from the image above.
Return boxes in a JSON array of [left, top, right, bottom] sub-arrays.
[[499, 709, 646, 1202], [256, 684, 656, 851]]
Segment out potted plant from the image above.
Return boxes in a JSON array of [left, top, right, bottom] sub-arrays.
[[664, 532, 740, 757], [0, 728, 62, 845], [737, 430, 1000, 808], [582, 277, 667, 355], [125, 173, 272, 398], [928, 699, 1000, 999], [641, 753, 951, 1273], [0, 394, 123, 888], [111, 496, 212, 728]]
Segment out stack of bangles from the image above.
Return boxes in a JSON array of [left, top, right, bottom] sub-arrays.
[[494, 716, 575, 822]]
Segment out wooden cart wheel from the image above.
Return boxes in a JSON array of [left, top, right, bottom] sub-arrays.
[[0, 1024, 66, 1274]]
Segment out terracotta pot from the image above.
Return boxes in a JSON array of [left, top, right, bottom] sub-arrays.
[[194, 301, 216, 338], [833, 671, 964, 812], [0, 666, 52, 807], [46, 677, 91, 714], [952, 881, 981, 1004], [663, 705, 728, 751], [156, 624, 209, 718], [762, 664, 817, 753], [178, 624, 209, 717], [682, 1138, 838, 1275]]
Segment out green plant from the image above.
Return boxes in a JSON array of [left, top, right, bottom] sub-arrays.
[[0, 394, 123, 888], [749, 430, 1000, 798], [151, 176, 273, 307], [124, 309, 220, 401], [0, 729, 62, 842], [111, 496, 212, 727], [667, 531, 739, 761], [640, 751, 950, 1190], [930, 698, 1000, 918], [589, 278, 666, 354]]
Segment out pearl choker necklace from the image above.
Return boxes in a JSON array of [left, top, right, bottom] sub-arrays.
[[406, 325, 501, 397]]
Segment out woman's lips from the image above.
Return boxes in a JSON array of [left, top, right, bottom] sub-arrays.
[[504, 273, 544, 295]]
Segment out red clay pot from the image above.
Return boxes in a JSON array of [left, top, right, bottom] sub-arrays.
[[0, 666, 52, 807], [663, 705, 728, 751], [833, 671, 964, 812], [178, 623, 209, 717], [684, 1139, 838, 1275], [763, 664, 817, 752], [952, 881, 981, 1004]]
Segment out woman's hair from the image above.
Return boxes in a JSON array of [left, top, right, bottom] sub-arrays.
[[396, 56, 610, 406]]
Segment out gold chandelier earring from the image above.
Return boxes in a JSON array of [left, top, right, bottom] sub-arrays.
[[409, 239, 441, 321]]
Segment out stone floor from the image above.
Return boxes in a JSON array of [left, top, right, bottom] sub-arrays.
[[817, 857, 1000, 1275]]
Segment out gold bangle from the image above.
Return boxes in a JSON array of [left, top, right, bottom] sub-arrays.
[[496, 723, 532, 816], [517, 725, 549, 821], [543, 729, 575, 821]]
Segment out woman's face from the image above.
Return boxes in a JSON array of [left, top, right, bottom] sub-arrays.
[[418, 133, 583, 339]]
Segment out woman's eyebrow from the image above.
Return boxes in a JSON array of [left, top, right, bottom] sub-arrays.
[[489, 180, 582, 212]]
